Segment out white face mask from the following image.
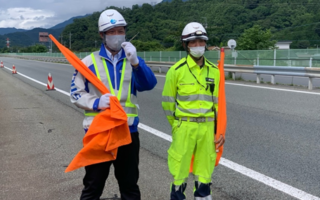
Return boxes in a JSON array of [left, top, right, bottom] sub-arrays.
[[189, 46, 205, 58], [105, 35, 126, 52]]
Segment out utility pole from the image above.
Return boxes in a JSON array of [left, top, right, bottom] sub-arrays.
[[60, 35, 63, 44], [50, 38, 52, 53], [6, 38, 10, 48], [202, 17, 207, 28], [69, 32, 72, 49], [95, 40, 97, 48]]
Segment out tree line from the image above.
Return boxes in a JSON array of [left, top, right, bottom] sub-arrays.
[[61, 0, 320, 51], [3, 0, 320, 52]]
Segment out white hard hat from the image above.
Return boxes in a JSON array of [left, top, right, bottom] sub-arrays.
[[98, 9, 127, 32], [181, 22, 208, 41]]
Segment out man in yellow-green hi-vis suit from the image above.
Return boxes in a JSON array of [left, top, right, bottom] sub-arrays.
[[162, 22, 225, 200]]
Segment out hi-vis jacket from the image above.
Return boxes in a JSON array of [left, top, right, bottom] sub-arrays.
[[162, 55, 220, 126], [71, 44, 157, 133]]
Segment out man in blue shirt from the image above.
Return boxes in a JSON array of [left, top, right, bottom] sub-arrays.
[[70, 9, 157, 200]]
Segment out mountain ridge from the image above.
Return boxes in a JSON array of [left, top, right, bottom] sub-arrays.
[[0, 14, 89, 47]]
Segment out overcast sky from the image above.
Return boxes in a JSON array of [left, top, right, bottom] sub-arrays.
[[0, 0, 162, 30]]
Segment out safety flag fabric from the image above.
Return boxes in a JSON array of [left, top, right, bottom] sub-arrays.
[[189, 48, 227, 172], [48, 34, 131, 173], [214, 48, 227, 166]]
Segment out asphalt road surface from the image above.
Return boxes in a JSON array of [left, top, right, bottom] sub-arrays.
[[0, 57, 320, 200]]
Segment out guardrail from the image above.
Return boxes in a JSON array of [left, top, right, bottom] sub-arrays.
[[147, 62, 320, 90], [2, 54, 320, 90]]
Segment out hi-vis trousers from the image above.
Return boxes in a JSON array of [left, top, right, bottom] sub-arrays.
[[168, 119, 217, 185]]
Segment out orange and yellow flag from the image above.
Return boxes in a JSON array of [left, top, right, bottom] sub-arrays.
[[49, 35, 131, 172], [215, 48, 227, 166], [189, 48, 227, 172]]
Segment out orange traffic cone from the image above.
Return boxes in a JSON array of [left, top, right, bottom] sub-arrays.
[[12, 65, 17, 74], [0, 61, 3, 68], [47, 73, 55, 90]]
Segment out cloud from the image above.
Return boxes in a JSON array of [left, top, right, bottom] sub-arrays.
[[0, 0, 163, 29], [0, 7, 54, 29]]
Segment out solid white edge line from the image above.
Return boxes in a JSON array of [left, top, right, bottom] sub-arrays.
[[138, 123, 172, 142], [5, 66, 319, 200], [220, 158, 320, 200], [155, 74, 320, 95], [225, 82, 320, 95], [4, 66, 70, 96], [138, 123, 320, 200]]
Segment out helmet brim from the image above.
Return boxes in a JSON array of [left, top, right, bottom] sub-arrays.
[[99, 23, 127, 32], [181, 35, 208, 42]]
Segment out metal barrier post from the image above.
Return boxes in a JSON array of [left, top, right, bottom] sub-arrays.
[[274, 49, 276, 66], [308, 77, 313, 90], [271, 75, 275, 84], [309, 57, 313, 68], [257, 74, 261, 84]]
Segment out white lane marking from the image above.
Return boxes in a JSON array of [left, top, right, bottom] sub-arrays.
[[4, 66, 69, 96], [4, 57, 72, 66], [7, 67, 319, 200], [138, 123, 172, 142], [225, 82, 320, 95], [156, 74, 166, 78], [138, 124, 320, 200], [155, 74, 320, 95], [220, 158, 320, 200]]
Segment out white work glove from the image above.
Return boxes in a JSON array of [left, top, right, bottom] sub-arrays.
[[121, 42, 139, 66], [98, 93, 113, 110]]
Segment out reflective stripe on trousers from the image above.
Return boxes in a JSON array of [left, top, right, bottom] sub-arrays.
[[195, 196, 212, 200], [168, 120, 217, 186]]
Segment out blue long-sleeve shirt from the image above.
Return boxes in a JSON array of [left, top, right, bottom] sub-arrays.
[[70, 44, 157, 133]]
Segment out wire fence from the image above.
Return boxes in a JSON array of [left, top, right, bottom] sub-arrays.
[[2, 49, 320, 67]]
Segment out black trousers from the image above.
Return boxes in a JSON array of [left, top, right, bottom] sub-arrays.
[[80, 132, 141, 200]]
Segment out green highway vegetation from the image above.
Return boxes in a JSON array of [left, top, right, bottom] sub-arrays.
[[1, 0, 320, 53]]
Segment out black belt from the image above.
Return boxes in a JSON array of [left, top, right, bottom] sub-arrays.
[[176, 117, 215, 123]]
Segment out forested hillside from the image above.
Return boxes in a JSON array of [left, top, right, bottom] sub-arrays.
[[0, 28, 63, 49], [0, 28, 26, 35], [4, 0, 320, 52], [62, 0, 320, 51]]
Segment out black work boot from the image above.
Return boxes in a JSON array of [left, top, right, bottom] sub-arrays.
[[193, 181, 212, 200], [170, 183, 187, 200]]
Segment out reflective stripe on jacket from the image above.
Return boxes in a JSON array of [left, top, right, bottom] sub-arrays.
[[85, 52, 138, 125], [162, 55, 220, 126], [70, 44, 157, 132]]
